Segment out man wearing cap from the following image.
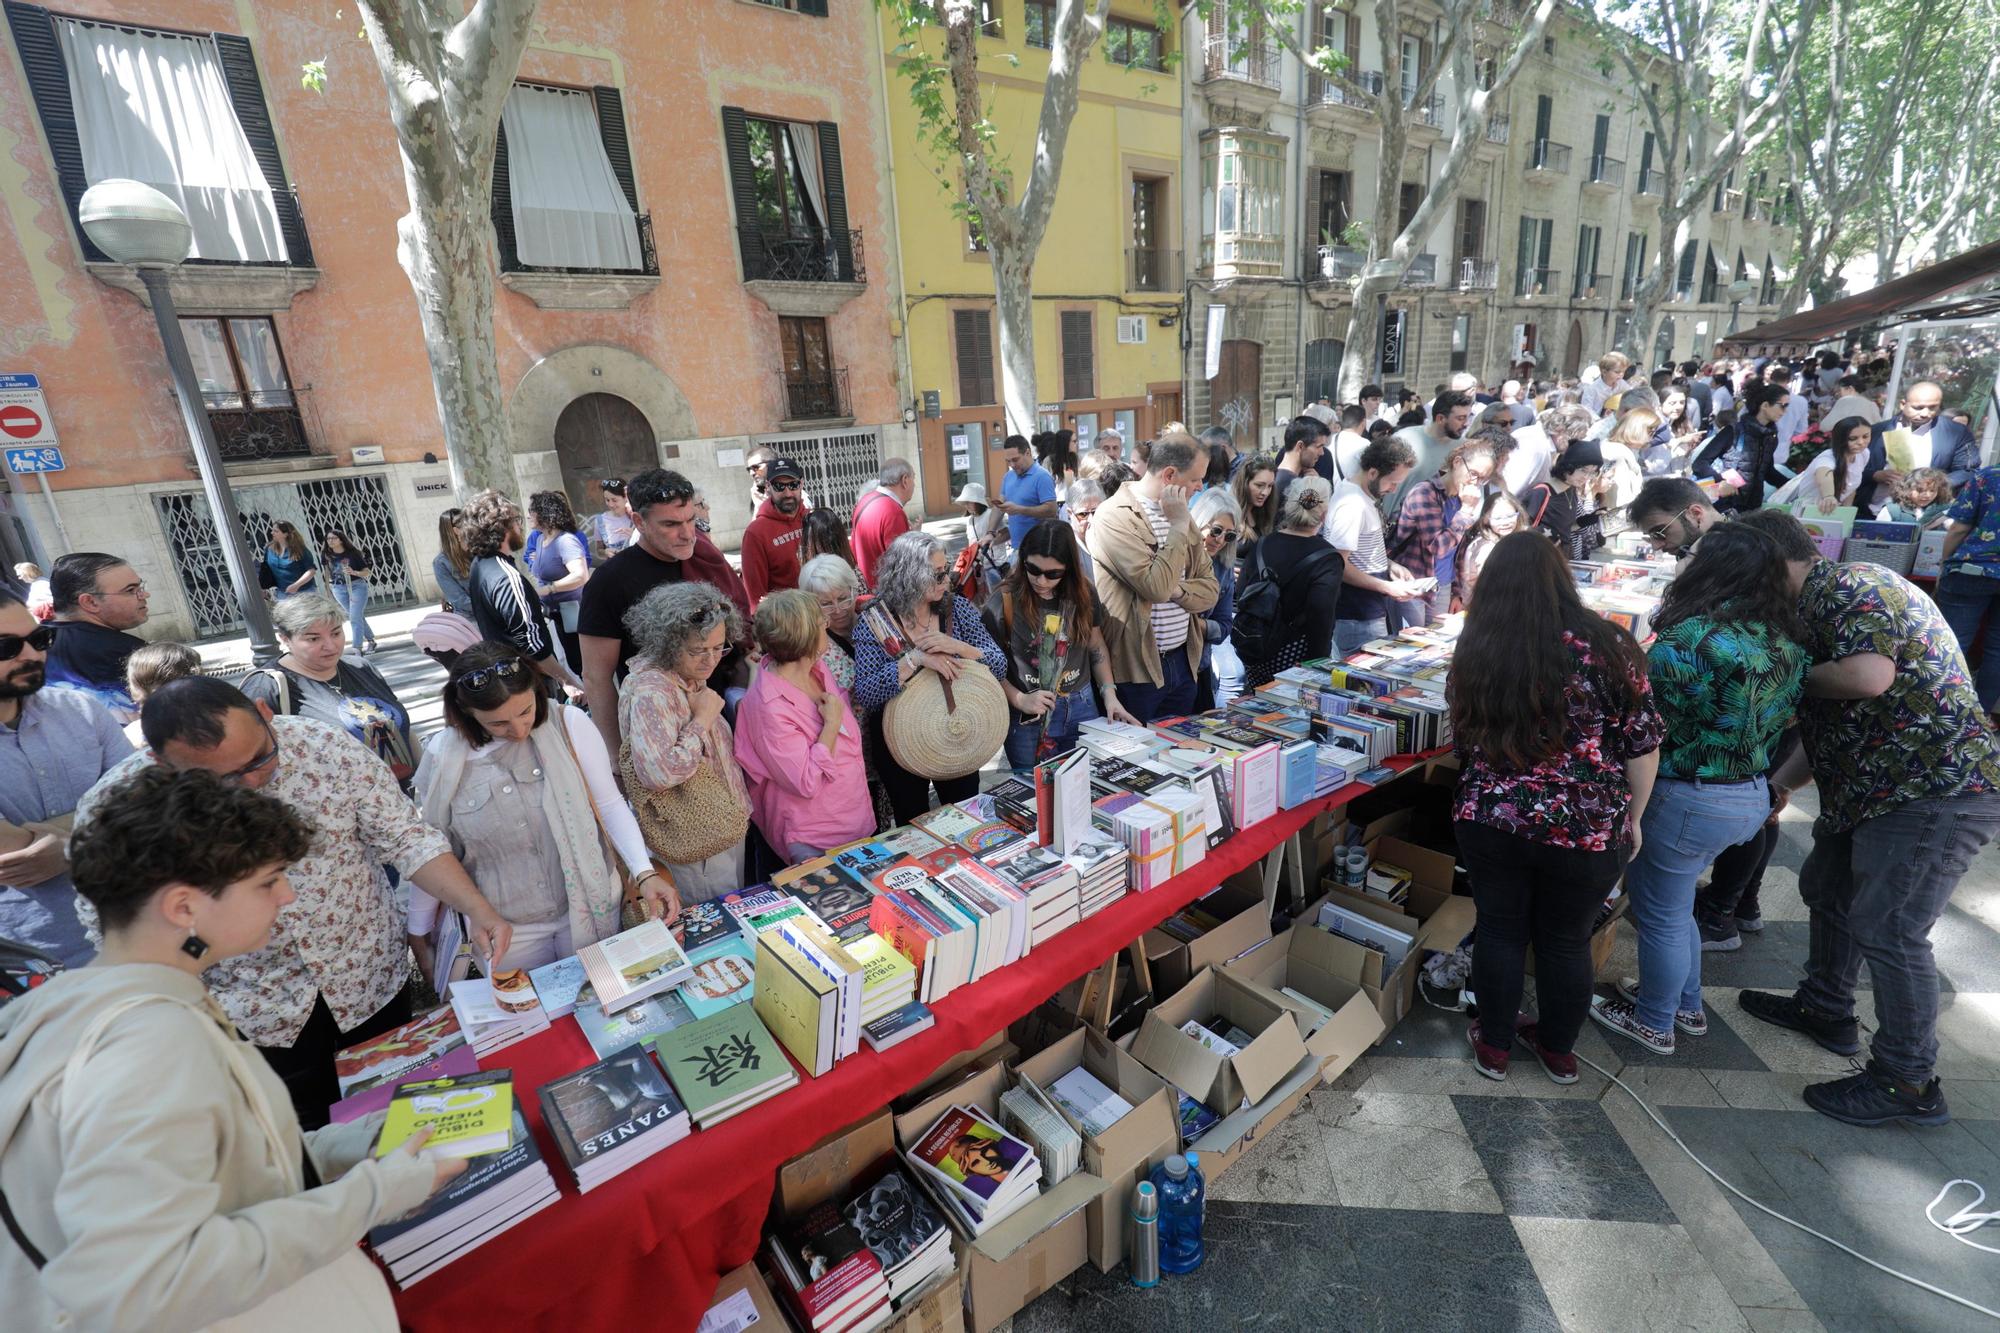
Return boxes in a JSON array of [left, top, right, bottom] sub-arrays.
[[740, 457, 809, 606], [996, 435, 1058, 555]]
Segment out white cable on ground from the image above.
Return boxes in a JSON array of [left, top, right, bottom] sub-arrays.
[[1579, 1053, 2000, 1322], [1929, 1180, 2000, 1257]]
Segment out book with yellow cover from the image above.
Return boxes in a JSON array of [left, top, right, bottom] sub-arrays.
[[846, 932, 917, 999], [373, 1069, 515, 1160], [754, 930, 839, 1075]]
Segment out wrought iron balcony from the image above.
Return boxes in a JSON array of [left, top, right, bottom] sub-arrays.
[[779, 369, 851, 422], [1587, 155, 1625, 188], [1308, 72, 1378, 110], [1485, 113, 1510, 144], [1572, 272, 1610, 300], [1126, 246, 1182, 292], [1201, 34, 1279, 90], [1410, 93, 1447, 129], [1457, 258, 1498, 291], [1516, 265, 1561, 298], [1310, 243, 1367, 283], [207, 404, 314, 462], [1638, 168, 1665, 196], [1528, 139, 1572, 174], [501, 211, 661, 276], [737, 226, 866, 284], [1400, 253, 1438, 288]]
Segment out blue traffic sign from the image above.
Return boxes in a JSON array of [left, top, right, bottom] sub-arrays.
[[0, 374, 41, 392], [4, 446, 64, 474]]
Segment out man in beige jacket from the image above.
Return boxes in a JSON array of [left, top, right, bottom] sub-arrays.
[[1085, 432, 1219, 722]]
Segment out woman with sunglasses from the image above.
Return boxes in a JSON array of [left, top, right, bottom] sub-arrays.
[[410, 642, 672, 979], [982, 522, 1135, 771], [1190, 490, 1243, 708], [854, 531, 1007, 820]]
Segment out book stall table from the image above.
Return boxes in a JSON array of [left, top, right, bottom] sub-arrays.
[[393, 751, 1442, 1333]]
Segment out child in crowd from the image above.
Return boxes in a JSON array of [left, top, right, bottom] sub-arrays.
[[121, 641, 203, 746], [1879, 468, 1953, 528]]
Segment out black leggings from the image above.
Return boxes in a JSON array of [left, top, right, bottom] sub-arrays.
[[258, 989, 413, 1130], [868, 712, 981, 824], [1456, 820, 1624, 1054]]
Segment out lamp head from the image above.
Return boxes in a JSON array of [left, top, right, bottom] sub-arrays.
[[79, 180, 192, 268]]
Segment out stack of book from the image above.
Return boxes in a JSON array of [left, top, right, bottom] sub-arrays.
[[574, 987, 697, 1060], [987, 842, 1081, 947], [998, 1078, 1082, 1185], [1032, 748, 1093, 854], [537, 1045, 689, 1192], [1047, 1065, 1135, 1136], [842, 1167, 954, 1309], [677, 935, 757, 1019], [576, 919, 696, 1014], [447, 975, 549, 1058], [653, 1002, 798, 1128], [768, 916, 865, 1069], [374, 1069, 518, 1160], [1076, 716, 1173, 763], [904, 1105, 1042, 1236], [365, 1108, 558, 1286], [847, 933, 933, 1052], [1108, 796, 1177, 892], [931, 855, 1028, 976], [673, 898, 740, 958], [765, 1201, 893, 1333], [331, 1006, 474, 1121], [721, 884, 820, 938], [1064, 829, 1130, 919], [776, 856, 881, 944], [985, 775, 1039, 832]]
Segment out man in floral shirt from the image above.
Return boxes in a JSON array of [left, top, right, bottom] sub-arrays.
[[1735, 510, 2000, 1128], [79, 676, 514, 1126]]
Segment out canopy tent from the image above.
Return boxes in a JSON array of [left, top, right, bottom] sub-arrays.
[[1717, 237, 2000, 356]]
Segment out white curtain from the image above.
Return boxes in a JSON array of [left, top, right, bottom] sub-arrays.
[[786, 122, 826, 231], [501, 85, 643, 271], [59, 20, 288, 263]]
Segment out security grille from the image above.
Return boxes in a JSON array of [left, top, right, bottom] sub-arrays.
[[154, 474, 415, 637], [756, 427, 882, 518]]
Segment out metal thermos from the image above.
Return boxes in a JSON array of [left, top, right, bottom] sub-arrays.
[[1129, 1180, 1160, 1287]]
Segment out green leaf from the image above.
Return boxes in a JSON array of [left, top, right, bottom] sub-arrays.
[[300, 58, 328, 94]]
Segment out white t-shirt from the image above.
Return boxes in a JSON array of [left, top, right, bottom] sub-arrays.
[[1776, 448, 1868, 509], [1325, 479, 1388, 576], [1333, 429, 1369, 481], [1504, 422, 1557, 494], [1820, 396, 1881, 435], [1581, 376, 1620, 417]]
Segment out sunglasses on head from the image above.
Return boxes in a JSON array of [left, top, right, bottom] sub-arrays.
[[456, 657, 528, 691], [0, 625, 56, 661]]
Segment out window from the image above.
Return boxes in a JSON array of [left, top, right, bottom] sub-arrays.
[[914, 0, 1000, 32], [1515, 215, 1553, 296], [5, 8, 310, 265], [1105, 17, 1164, 70], [1699, 245, 1722, 303], [1674, 238, 1699, 298], [1475, 55, 1496, 90], [1200, 132, 1284, 274], [1713, 168, 1734, 212], [1398, 182, 1424, 235], [751, 0, 829, 13], [1572, 225, 1602, 298], [1638, 132, 1655, 191], [1735, 249, 1749, 282], [1620, 231, 1647, 300], [721, 109, 855, 282], [965, 186, 988, 254], [493, 83, 645, 273], [1761, 255, 1779, 304], [1026, 0, 1053, 46], [779, 316, 843, 420], [179, 316, 309, 460], [1534, 93, 1553, 143], [1449, 313, 1471, 374], [1060, 310, 1095, 401], [1313, 170, 1352, 246], [954, 308, 997, 406], [1303, 338, 1344, 403], [1399, 34, 1423, 104], [1130, 175, 1169, 289], [1456, 198, 1486, 266], [1316, 5, 1361, 64]]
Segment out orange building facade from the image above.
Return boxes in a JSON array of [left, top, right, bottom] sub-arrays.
[[0, 0, 916, 639]]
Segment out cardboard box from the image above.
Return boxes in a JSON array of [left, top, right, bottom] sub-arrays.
[[883, 1261, 967, 1333], [700, 1263, 787, 1333], [775, 1107, 896, 1218], [1015, 1027, 1180, 1272], [1311, 834, 1478, 1035], [1130, 967, 1311, 1119], [1139, 871, 1271, 997], [1221, 926, 1387, 1080], [893, 1063, 1104, 1333]]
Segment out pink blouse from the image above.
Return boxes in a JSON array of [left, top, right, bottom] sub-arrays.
[[733, 659, 875, 855], [618, 663, 750, 812]]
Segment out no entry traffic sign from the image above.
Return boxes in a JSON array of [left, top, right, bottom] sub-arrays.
[[0, 372, 57, 452], [0, 404, 42, 438]]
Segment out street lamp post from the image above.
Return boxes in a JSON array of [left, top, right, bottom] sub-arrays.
[[1727, 277, 1756, 341], [78, 180, 279, 663]]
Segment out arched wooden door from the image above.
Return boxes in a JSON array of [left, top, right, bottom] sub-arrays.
[[1208, 339, 1263, 449], [553, 393, 658, 517], [1563, 320, 1585, 377]]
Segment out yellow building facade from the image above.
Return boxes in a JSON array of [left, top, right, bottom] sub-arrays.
[[877, 1, 1185, 512]]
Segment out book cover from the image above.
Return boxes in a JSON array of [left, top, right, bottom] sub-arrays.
[[958, 821, 1027, 855], [525, 957, 588, 1019], [720, 885, 801, 933], [573, 987, 697, 1061], [865, 892, 938, 991], [577, 919, 694, 1012], [677, 936, 757, 1020], [843, 1168, 949, 1272], [845, 932, 917, 997], [673, 899, 737, 959], [911, 805, 984, 843], [335, 1005, 464, 1097], [375, 1068, 515, 1159], [366, 1109, 545, 1250], [753, 930, 838, 1073], [906, 1106, 1033, 1206], [537, 1045, 685, 1172], [653, 1002, 793, 1122], [875, 825, 944, 859], [772, 1200, 879, 1300], [860, 1001, 935, 1051], [776, 858, 879, 943]]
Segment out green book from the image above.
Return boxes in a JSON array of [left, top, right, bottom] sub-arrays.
[[649, 1002, 799, 1128]]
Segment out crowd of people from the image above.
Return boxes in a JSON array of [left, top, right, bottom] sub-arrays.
[[0, 341, 1996, 1326]]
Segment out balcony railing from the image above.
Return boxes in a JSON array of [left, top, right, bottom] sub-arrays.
[[1456, 258, 1498, 290], [1572, 272, 1610, 300], [502, 211, 660, 277], [1529, 139, 1572, 174], [1713, 188, 1744, 214], [737, 226, 866, 284], [1410, 93, 1447, 129], [1201, 34, 1279, 89], [1638, 168, 1665, 196], [1516, 265, 1561, 297], [1310, 243, 1367, 283], [1308, 73, 1368, 109], [208, 405, 314, 462], [1486, 113, 1510, 144], [1587, 155, 1625, 187], [1127, 246, 1183, 292], [1400, 253, 1438, 287], [779, 369, 851, 422]]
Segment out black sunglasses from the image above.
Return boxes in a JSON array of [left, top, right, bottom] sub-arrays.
[[0, 625, 56, 661], [456, 658, 529, 691], [1024, 561, 1067, 580]]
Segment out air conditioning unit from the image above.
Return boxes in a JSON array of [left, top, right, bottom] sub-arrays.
[[1115, 315, 1147, 345]]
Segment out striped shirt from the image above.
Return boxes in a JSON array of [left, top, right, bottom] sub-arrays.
[[1141, 498, 1191, 653]]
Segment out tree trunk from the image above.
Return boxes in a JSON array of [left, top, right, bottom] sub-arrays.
[[1339, 290, 1386, 403], [992, 246, 1038, 437]]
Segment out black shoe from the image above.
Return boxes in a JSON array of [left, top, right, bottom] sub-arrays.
[[1737, 990, 1861, 1056], [1803, 1061, 1950, 1127], [1697, 918, 1742, 953]]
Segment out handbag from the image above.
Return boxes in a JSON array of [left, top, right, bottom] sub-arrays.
[[882, 660, 1008, 780], [619, 740, 748, 867]]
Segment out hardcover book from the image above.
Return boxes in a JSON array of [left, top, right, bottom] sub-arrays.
[[860, 1001, 935, 1052], [677, 936, 757, 1020], [652, 1002, 797, 1127], [673, 899, 738, 959], [576, 918, 694, 1013], [842, 1167, 949, 1273], [573, 987, 697, 1061], [776, 857, 880, 943], [538, 1045, 686, 1174], [335, 1005, 465, 1097]]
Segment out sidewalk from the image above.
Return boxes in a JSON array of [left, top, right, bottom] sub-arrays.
[[194, 603, 451, 741]]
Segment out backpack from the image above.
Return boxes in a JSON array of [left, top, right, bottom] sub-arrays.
[[1231, 540, 1335, 663]]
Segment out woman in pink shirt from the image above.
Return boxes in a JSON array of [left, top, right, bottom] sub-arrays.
[[735, 590, 876, 860]]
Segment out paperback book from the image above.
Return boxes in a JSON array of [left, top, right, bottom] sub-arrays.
[[366, 1108, 558, 1286], [374, 1068, 515, 1160], [652, 1001, 799, 1129], [576, 918, 695, 1014], [537, 1044, 690, 1192], [334, 1006, 466, 1099], [677, 936, 757, 1020], [573, 986, 697, 1061]]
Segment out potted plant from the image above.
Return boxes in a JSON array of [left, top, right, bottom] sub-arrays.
[[1319, 221, 1369, 278]]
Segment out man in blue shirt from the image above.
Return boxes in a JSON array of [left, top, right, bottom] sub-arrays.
[[997, 434, 1058, 554]]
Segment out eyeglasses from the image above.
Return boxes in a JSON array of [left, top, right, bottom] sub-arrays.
[[1203, 525, 1236, 540], [1024, 561, 1067, 581], [685, 639, 730, 660], [0, 625, 56, 660], [99, 580, 145, 599], [1641, 504, 1694, 545], [216, 720, 282, 786], [929, 568, 952, 585], [456, 658, 528, 691]]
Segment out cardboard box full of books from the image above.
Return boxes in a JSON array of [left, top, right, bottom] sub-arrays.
[[1139, 871, 1272, 998], [776, 1107, 897, 1217], [1220, 926, 1387, 1079], [1014, 1027, 1180, 1273], [1309, 834, 1476, 1036], [893, 1063, 1103, 1333], [882, 1261, 966, 1333]]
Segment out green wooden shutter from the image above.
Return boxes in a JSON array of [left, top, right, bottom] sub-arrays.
[[798, 0, 828, 15], [1060, 310, 1094, 401], [5, 1, 103, 261], [955, 309, 995, 406], [212, 33, 312, 265], [592, 87, 638, 212], [721, 106, 764, 279], [815, 121, 854, 281]]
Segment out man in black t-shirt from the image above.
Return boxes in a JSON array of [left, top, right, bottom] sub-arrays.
[[577, 468, 751, 762]]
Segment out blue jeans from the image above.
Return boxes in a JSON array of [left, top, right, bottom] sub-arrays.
[[1004, 682, 1100, 770], [331, 577, 374, 645], [1117, 647, 1196, 725], [1210, 640, 1245, 707], [1932, 569, 2000, 709], [1625, 777, 1771, 1030], [1335, 617, 1387, 655], [1797, 792, 2000, 1084]]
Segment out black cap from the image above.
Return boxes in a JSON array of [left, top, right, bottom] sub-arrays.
[[766, 458, 805, 483]]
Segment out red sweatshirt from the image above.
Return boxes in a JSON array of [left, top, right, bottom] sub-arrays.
[[741, 497, 807, 605]]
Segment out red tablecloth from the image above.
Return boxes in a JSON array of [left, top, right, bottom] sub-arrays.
[[393, 752, 1435, 1332]]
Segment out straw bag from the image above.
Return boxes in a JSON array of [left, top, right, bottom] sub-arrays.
[[619, 742, 748, 865], [883, 663, 1008, 780]]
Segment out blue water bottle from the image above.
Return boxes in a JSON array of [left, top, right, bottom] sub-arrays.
[[1149, 1151, 1206, 1274]]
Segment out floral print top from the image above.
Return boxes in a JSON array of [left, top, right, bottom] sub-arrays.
[[618, 662, 751, 812], [1646, 616, 1807, 781], [1797, 559, 2000, 835], [1942, 466, 2000, 578], [79, 717, 450, 1045], [1452, 630, 1664, 850]]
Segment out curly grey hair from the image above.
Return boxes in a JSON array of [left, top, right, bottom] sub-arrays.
[[1278, 474, 1331, 532], [625, 581, 742, 672], [272, 593, 345, 639], [873, 530, 947, 622], [1539, 402, 1594, 444]]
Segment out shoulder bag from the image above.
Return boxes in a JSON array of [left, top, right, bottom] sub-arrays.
[[618, 698, 748, 865]]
